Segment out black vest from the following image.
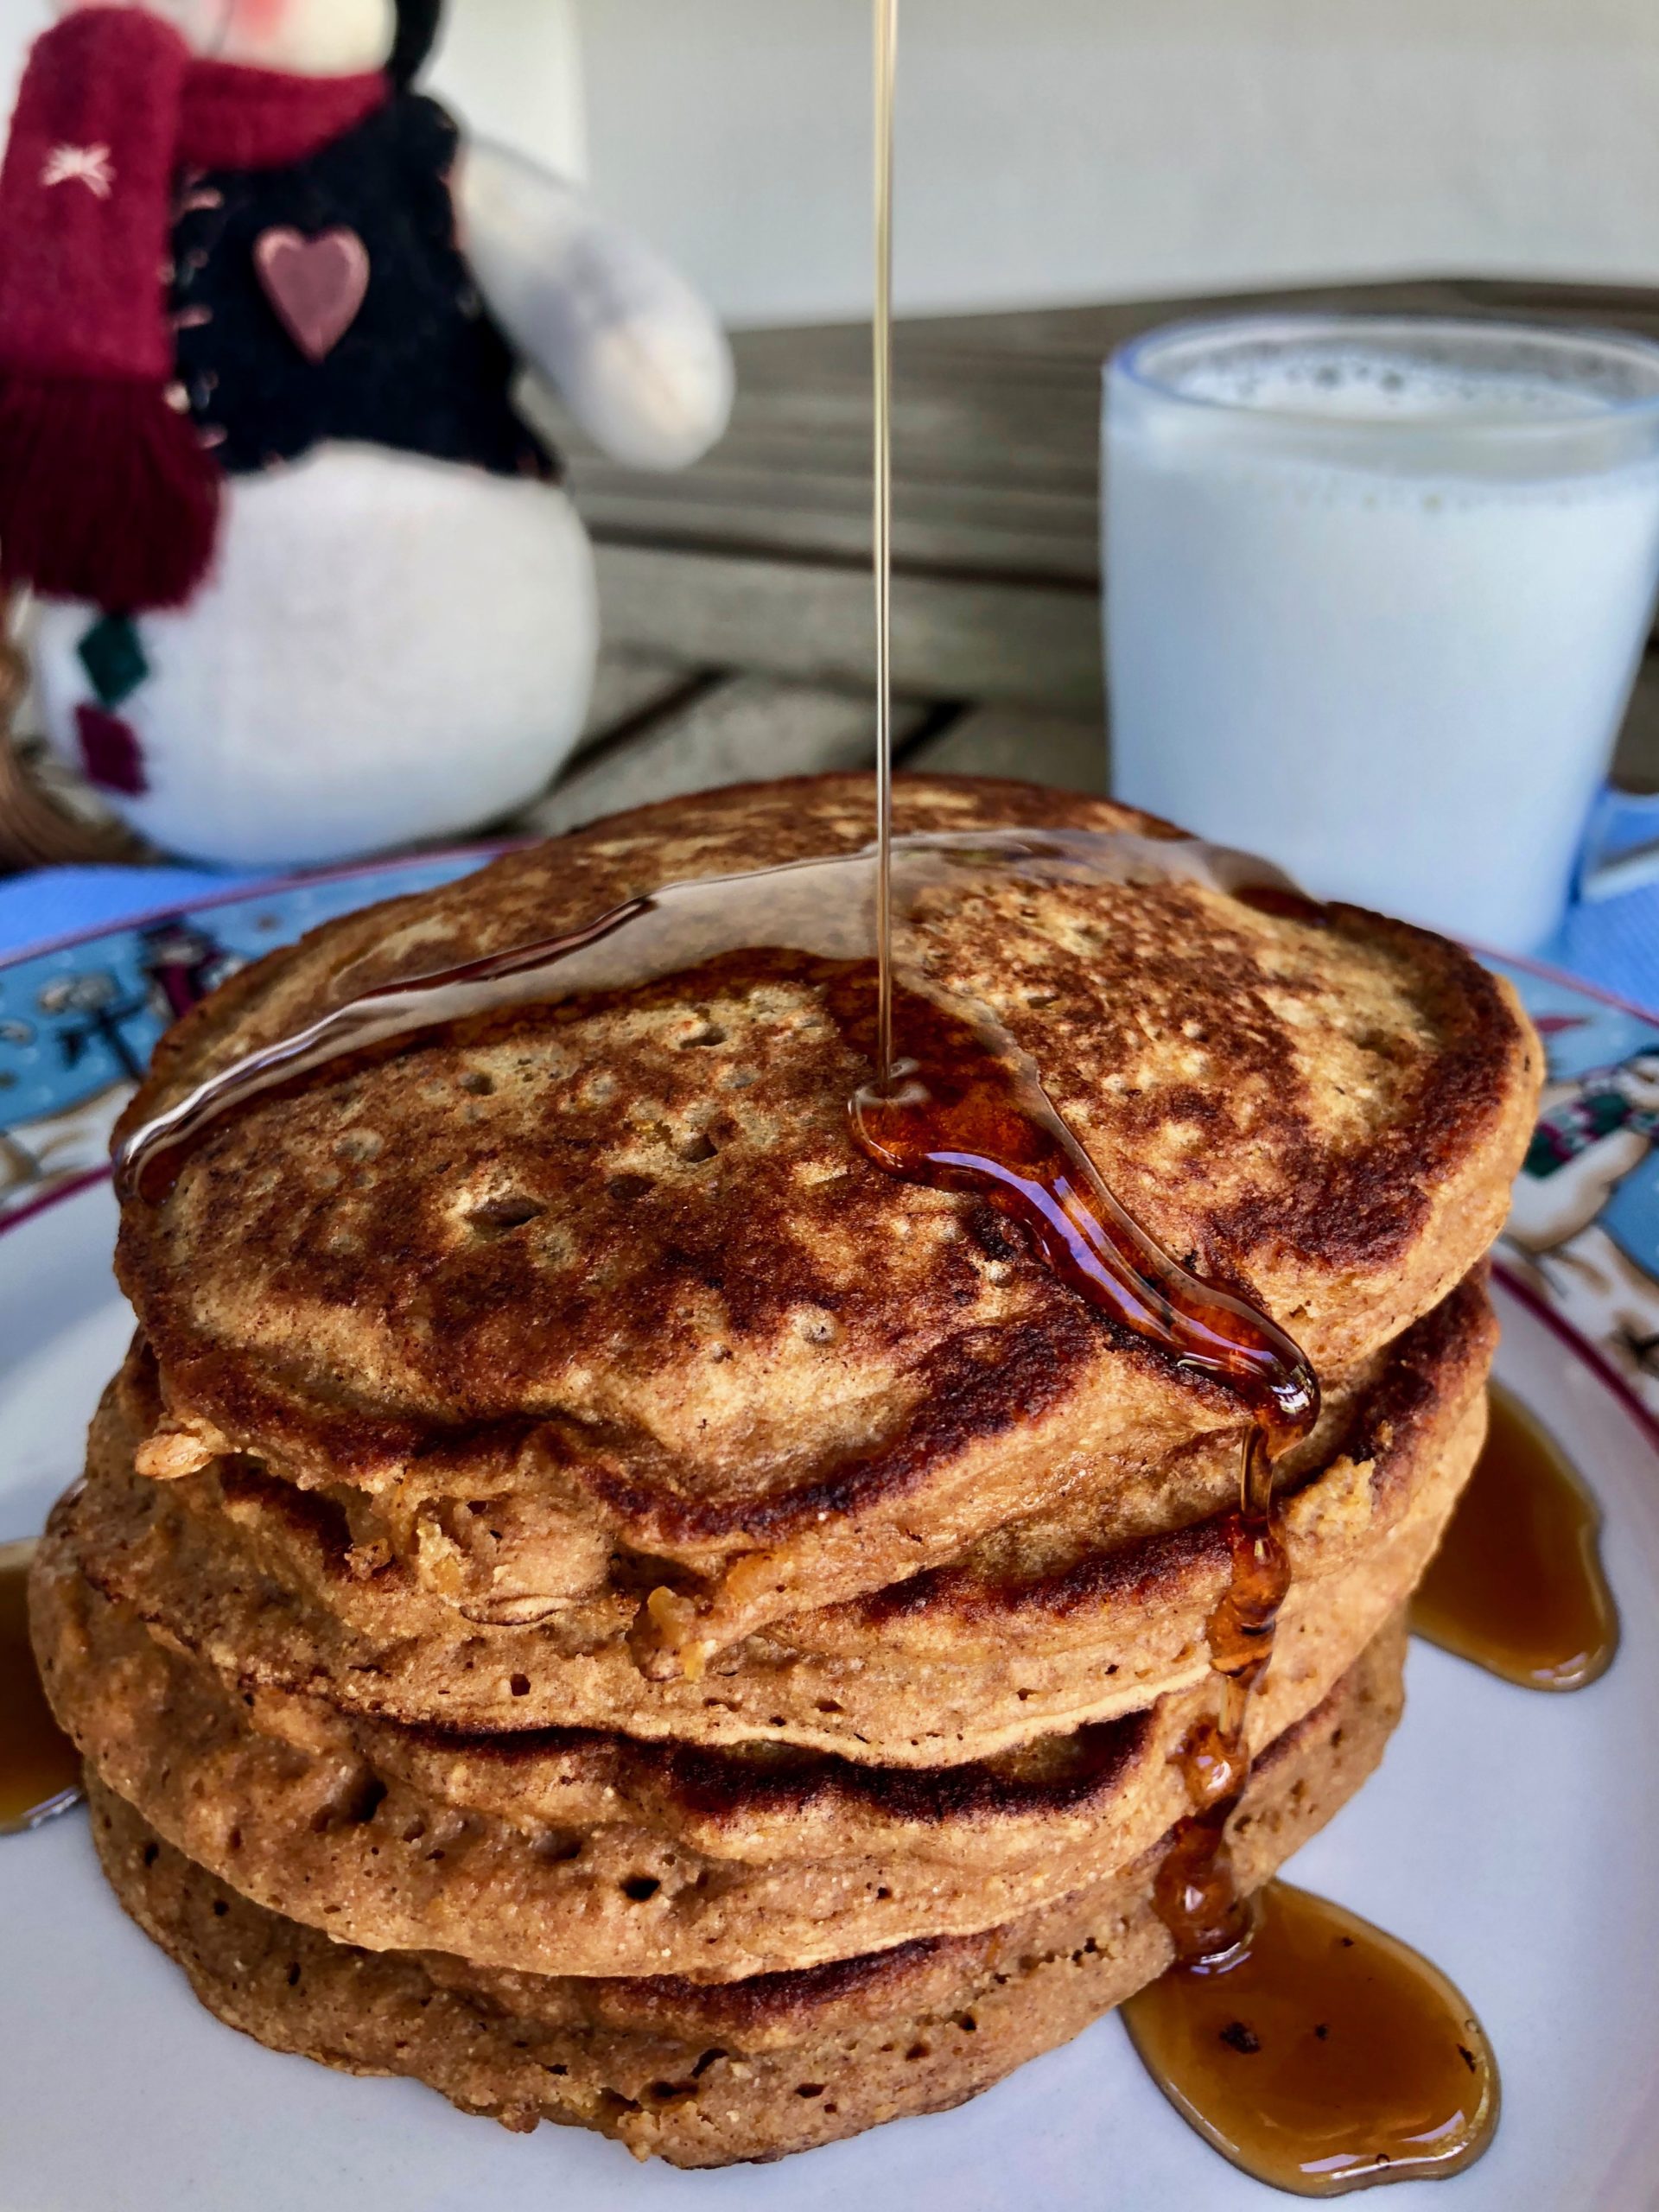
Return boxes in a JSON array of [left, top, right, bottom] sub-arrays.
[[169, 93, 558, 485]]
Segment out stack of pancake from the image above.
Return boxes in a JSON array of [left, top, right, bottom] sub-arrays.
[[30, 775, 1538, 2167]]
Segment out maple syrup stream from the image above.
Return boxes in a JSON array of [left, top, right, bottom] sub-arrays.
[[873, 0, 898, 1087]]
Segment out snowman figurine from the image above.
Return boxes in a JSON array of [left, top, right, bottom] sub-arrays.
[[0, 0, 732, 867]]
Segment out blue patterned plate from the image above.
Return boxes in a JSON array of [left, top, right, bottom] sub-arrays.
[[0, 849, 488, 1236]]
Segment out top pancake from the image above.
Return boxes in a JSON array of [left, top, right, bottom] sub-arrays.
[[113, 774, 1538, 1655]]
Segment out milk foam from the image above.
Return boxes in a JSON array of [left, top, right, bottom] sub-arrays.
[[1169, 345, 1615, 427]]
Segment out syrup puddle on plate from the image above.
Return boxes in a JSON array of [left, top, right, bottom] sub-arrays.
[[0, 1539, 82, 1836], [1413, 1381, 1619, 1692], [1123, 1882, 1500, 2198]]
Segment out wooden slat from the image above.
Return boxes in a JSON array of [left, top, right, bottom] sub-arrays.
[[536, 276, 1659, 718], [571, 472, 1100, 582], [905, 702, 1107, 795], [519, 672, 931, 837], [591, 543, 1103, 715], [548, 329, 1104, 584], [578, 648, 701, 747], [547, 276, 1659, 594]]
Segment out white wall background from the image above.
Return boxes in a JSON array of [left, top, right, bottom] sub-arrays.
[[1, 2, 1657, 327], [575, 0, 1659, 326]]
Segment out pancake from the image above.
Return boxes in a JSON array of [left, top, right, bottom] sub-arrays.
[[58, 1275, 1491, 1765], [111, 775, 1539, 1668], [86, 1618, 1405, 2168], [37, 1396, 1452, 1980]]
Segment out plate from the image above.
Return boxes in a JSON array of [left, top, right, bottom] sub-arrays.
[[2, 865, 1657, 2210]]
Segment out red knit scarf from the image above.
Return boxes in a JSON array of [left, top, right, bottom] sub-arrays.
[[0, 7, 386, 613]]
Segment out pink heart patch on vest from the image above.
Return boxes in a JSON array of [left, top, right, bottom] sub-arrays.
[[253, 226, 371, 364]]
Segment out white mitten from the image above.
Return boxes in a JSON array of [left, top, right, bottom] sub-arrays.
[[459, 140, 734, 474]]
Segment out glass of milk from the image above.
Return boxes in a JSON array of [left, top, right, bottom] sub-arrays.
[[1104, 315, 1659, 949]]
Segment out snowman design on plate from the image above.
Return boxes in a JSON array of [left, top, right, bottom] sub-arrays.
[[1506, 1045, 1659, 1392], [0, 0, 733, 867]]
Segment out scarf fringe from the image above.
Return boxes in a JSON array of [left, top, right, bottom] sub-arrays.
[[0, 375, 221, 611]]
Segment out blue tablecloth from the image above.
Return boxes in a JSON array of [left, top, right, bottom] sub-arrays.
[[0, 865, 269, 958], [3, 856, 1657, 1014], [1542, 892, 1659, 1011]]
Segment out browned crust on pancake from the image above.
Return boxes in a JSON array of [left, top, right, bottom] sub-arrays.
[[842, 1266, 1493, 1635], [58, 1278, 1489, 1763], [85, 1619, 1404, 2166], [111, 776, 1538, 1652], [36, 1490, 1433, 1980], [55, 1276, 1487, 1770]]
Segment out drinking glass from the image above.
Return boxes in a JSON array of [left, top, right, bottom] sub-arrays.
[[1104, 315, 1659, 949]]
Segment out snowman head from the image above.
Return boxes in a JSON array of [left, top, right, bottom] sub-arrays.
[[51, 0, 441, 80]]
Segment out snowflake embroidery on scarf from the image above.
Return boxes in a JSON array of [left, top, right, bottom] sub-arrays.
[[41, 143, 115, 199]]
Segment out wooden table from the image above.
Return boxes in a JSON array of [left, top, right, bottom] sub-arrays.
[[8, 275, 1659, 870], [518, 272, 1659, 836]]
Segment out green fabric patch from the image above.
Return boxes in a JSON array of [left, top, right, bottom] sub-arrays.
[[78, 615, 149, 710]]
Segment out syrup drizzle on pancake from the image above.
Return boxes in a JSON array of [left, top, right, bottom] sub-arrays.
[[851, 987, 1319, 1440], [115, 825, 1289, 1210], [0, 1541, 82, 1837], [1414, 1382, 1618, 1692], [115, 828, 1321, 1477], [1126, 1371, 1616, 2193]]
